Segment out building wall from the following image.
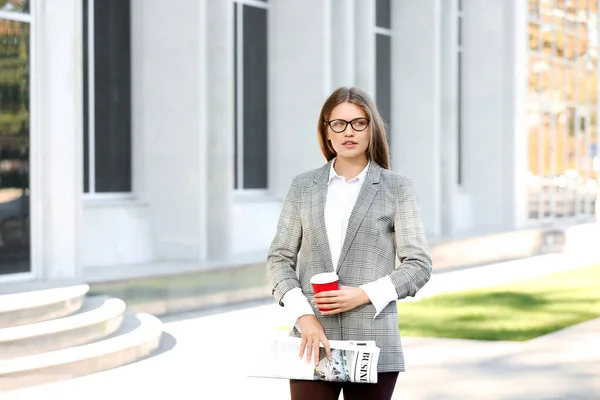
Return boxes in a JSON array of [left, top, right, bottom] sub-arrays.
[[241, 0, 379, 255], [229, 0, 530, 253], [14, 0, 597, 283], [82, 0, 236, 268]]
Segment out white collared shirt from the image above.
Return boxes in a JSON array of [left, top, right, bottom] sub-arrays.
[[325, 160, 369, 269], [281, 160, 398, 330]]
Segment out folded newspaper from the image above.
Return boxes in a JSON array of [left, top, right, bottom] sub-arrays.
[[247, 336, 380, 384]]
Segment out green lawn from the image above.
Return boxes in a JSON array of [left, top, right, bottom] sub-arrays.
[[397, 264, 600, 341]]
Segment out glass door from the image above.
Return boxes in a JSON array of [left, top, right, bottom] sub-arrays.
[[0, 1, 31, 276]]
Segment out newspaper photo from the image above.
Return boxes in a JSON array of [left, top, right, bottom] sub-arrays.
[[246, 336, 380, 384]]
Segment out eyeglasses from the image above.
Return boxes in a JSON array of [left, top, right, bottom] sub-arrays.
[[327, 117, 370, 133]]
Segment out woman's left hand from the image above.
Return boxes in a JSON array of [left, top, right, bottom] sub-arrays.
[[312, 286, 370, 315]]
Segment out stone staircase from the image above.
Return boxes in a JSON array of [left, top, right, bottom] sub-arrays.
[[0, 281, 164, 392]]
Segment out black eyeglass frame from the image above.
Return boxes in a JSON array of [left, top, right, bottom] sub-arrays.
[[326, 117, 371, 133]]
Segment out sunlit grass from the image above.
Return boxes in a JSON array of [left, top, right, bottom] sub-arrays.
[[397, 264, 600, 341]]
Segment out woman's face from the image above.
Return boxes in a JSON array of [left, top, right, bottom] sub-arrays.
[[326, 102, 370, 161]]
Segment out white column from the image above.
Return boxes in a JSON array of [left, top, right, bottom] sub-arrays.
[[354, 0, 375, 96], [132, 0, 200, 261], [331, 0, 355, 88], [132, 0, 234, 262], [36, 0, 84, 280], [461, 0, 528, 231], [391, 0, 443, 238], [204, 0, 234, 260], [268, 0, 332, 200]]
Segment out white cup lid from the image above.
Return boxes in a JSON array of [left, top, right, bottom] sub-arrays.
[[310, 272, 339, 285]]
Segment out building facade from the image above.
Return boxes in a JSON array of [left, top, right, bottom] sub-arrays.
[[0, 0, 598, 284]]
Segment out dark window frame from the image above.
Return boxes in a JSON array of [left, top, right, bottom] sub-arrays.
[[82, 0, 133, 195], [233, 0, 269, 190], [375, 0, 392, 148]]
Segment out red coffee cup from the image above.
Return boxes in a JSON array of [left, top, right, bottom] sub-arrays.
[[310, 272, 339, 293], [310, 272, 339, 311]]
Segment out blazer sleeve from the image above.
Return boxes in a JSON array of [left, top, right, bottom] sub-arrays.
[[267, 177, 304, 306], [389, 177, 433, 299]]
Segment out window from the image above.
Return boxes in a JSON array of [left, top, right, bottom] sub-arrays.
[[83, 0, 132, 194], [0, 0, 29, 13], [527, 0, 599, 220], [234, 0, 269, 190], [375, 0, 392, 146]]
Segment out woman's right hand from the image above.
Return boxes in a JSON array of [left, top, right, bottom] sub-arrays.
[[297, 315, 331, 365]]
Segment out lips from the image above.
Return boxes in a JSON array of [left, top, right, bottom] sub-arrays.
[[342, 140, 357, 145]]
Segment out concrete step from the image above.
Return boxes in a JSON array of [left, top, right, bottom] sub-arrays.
[[0, 296, 126, 360], [0, 310, 163, 392], [0, 283, 89, 328]]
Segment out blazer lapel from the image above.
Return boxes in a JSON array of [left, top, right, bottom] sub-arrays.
[[311, 160, 335, 272], [336, 163, 381, 271]]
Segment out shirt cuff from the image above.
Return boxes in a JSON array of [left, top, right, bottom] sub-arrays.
[[360, 276, 398, 318], [281, 287, 315, 332]]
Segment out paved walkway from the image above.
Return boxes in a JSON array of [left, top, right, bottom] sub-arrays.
[[3, 225, 600, 399], [395, 318, 600, 399]]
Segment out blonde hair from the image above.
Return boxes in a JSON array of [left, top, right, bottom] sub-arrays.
[[317, 87, 390, 169]]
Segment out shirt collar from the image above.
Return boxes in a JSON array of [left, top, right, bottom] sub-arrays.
[[328, 158, 370, 183]]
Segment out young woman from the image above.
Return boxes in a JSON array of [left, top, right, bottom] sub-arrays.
[[267, 87, 432, 400]]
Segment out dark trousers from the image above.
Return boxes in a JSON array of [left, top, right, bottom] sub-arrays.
[[289, 372, 399, 400]]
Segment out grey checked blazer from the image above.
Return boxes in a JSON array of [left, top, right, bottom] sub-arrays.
[[266, 160, 432, 373]]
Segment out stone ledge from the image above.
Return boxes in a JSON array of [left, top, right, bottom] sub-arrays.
[[428, 227, 566, 271]]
